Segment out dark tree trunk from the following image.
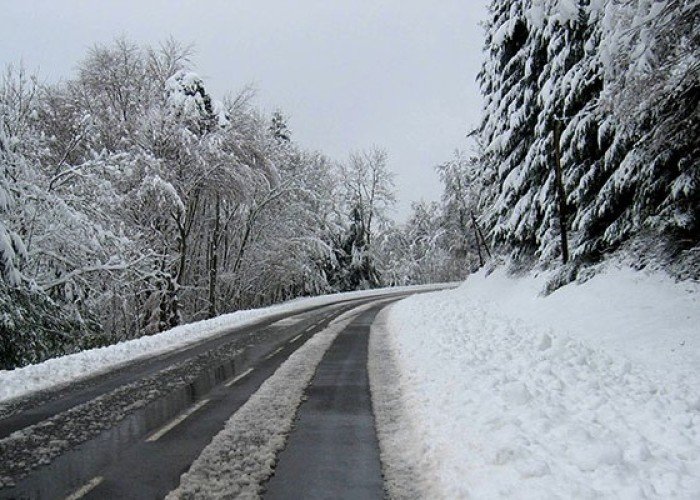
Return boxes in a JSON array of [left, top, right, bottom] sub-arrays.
[[553, 120, 569, 264], [471, 211, 484, 267], [207, 195, 220, 319]]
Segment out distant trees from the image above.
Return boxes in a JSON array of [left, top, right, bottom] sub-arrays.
[[436, 150, 492, 268], [0, 39, 420, 369], [379, 201, 465, 285], [331, 148, 395, 290]]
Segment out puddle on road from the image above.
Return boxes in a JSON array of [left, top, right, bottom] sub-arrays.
[[1, 353, 249, 500]]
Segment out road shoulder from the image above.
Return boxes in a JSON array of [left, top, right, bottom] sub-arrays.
[[368, 304, 436, 499]]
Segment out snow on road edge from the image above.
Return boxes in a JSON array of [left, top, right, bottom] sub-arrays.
[[368, 304, 435, 499], [167, 301, 386, 499], [0, 283, 452, 404]]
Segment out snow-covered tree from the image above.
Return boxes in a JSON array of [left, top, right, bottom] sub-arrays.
[[333, 147, 396, 289], [586, 0, 699, 251], [0, 66, 31, 286], [436, 149, 493, 269], [0, 38, 351, 366], [474, 0, 698, 269], [479, 0, 560, 259]]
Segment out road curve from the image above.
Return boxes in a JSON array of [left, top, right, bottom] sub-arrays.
[[0, 290, 424, 499]]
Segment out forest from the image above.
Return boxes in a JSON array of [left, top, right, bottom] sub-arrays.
[[0, 40, 470, 368], [472, 0, 698, 274], [1, 0, 697, 369]]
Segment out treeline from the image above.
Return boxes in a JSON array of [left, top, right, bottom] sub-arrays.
[[0, 39, 469, 369], [457, 0, 698, 274]]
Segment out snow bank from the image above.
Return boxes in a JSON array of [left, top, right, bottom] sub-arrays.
[[0, 283, 452, 404], [384, 265, 700, 498], [168, 302, 382, 499], [368, 305, 435, 499]]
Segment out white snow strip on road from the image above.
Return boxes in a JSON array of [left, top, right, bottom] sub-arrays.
[[167, 301, 384, 499], [383, 265, 700, 498], [271, 317, 304, 327], [264, 347, 284, 360], [368, 305, 435, 499], [0, 283, 453, 404]]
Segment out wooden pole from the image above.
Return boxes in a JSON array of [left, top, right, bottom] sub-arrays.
[[553, 119, 569, 264]]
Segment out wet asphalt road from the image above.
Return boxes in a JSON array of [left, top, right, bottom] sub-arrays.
[[264, 306, 384, 499], [0, 297, 376, 498], [0, 291, 422, 499]]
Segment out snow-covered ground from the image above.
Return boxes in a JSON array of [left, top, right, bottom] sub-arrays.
[[378, 264, 700, 498], [0, 283, 451, 404]]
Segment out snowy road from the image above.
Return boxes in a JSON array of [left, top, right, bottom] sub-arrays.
[[0, 292, 421, 499], [265, 304, 384, 498]]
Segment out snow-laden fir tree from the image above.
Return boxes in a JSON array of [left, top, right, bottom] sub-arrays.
[[479, 0, 548, 258], [476, 0, 698, 268], [587, 0, 699, 253]]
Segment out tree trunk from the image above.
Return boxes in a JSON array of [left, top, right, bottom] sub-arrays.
[[470, 211, 484, 267], [553, 120, 569, 264], [207, 195, 220, 319], [473, 212, 492, 259]]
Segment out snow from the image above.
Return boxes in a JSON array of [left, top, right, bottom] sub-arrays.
[[525, 3, 546, 30], [380, 265, 700, 498], [492, 18, 518, 47], [168, 301, 383, 498], [0, 283, 451, 405], [368, 305, 435, 499]]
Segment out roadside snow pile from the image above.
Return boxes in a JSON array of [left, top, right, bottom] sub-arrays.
[[369, 307, 435, 499], [0, 309, 266, 404], [383, 265, 700, 498], [0, 283, 450, 404]]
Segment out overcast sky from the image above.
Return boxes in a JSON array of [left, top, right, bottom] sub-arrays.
[[1, 0, 487, 220]]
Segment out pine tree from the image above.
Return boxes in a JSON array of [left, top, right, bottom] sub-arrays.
[[270, 110, 291, 143], [525, 0, 605, 262], [479, 0, 548, 258], [588, 0, 699, 252], [475, 0, 698, 267]]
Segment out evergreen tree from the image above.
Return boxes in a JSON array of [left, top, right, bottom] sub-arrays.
[[475, 0, 698, 267], [479, 0, 547, 258], [270, 110, 291, 143], [587, 0, 699, 253]]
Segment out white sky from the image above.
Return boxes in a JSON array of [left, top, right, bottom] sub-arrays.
[[1, 0, 487, 221]]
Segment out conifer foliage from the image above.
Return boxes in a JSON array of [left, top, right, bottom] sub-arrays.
[[474, 0, 699, 266]]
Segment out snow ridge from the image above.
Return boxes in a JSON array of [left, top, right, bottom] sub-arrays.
[[368, 305, 435, 499]]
